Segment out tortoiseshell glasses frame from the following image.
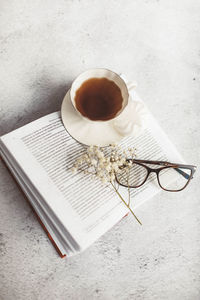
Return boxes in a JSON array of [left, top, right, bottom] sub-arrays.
[[115, 159, 197, 192]]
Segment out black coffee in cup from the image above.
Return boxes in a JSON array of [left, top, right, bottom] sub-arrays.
[[74, 77, 123, 121]]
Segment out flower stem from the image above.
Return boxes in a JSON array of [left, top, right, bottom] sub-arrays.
[[111, 182, 142, 225], [127, 168, 130, 206]]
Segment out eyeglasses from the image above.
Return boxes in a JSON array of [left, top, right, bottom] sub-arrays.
[[115, 159, 197, 192]]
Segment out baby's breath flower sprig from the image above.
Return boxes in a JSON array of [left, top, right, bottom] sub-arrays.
[[71, 144, 141, 225]]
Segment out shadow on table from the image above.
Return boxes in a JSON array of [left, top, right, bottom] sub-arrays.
[[0, 76, 71, 136]]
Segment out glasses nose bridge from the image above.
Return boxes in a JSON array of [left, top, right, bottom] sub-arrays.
[[148, 167, 159, 174], [144, 167, 159, 182], [143, 168, 160, 189]]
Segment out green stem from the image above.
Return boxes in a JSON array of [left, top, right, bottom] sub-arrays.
[[111, 182, 142, 225]]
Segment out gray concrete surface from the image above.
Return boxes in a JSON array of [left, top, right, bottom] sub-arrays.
[[0, 0, 200, 299]]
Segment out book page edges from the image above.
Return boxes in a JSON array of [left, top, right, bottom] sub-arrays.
[[0, 155, 66, 258]]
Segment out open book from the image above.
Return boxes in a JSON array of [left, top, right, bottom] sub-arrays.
[[0, 89, 184, 258]]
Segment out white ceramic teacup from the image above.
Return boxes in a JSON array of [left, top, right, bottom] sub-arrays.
[[61, 69, 146, 146], [70, 68, 130, 123]]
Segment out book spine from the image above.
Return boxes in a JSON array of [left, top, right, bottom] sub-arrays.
[[29, 203, 66, 258]]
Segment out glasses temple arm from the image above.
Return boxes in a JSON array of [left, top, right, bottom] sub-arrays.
[[174, 168, 190, 179]]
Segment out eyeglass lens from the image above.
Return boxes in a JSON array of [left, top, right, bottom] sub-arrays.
[[158, 167, 192, 191], [117, 163, 148, 187]]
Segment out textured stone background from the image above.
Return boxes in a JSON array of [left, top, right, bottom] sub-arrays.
[[0, 0, 200, 299]]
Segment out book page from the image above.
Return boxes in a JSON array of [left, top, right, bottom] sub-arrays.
[[0, 113, 128, 249], [0, 90, 184, 250]]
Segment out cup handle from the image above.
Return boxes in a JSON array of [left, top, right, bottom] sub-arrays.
[[126, 81, 137, 91], [113, 100, 146, 137], [113, 76, 148, 138]]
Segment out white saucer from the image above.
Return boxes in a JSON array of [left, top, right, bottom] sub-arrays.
[[61, 89, 146, 147]]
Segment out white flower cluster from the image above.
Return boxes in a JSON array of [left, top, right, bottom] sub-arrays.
[[71, 144, 136, 184], [70, 144, 142, 225]]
